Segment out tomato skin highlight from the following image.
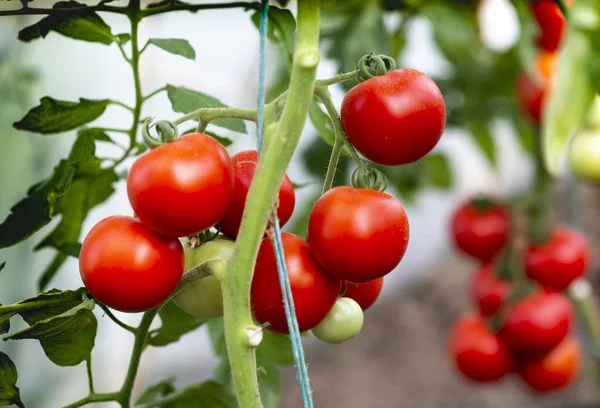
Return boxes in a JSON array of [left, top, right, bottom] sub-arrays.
[[532, 0, 567, 52], [217, 150, 295, 238], [451, 201, 510, 262], [449, 315, 513, 383], [341, 68, 446, 166], [470, 264, 511, 317], [308, 186, 409, 284], [251, 233, 342, 335], [501, 291, 574, 354], [127, 133, 234, 238], [343, 278, 384, 311], [525, 226, 590, 291], [517, 336, 581, 393], [79, 216, 184, 313]]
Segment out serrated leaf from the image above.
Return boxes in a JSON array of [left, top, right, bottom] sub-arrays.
[[78, 127, 112, 143], [18, 1, 114, 44], [135, 378, 176, 405], [423, 153, 452, 189], [166, 85, 247, 134], [543, 29, 594, 175], [469, 121, 496, 165], [148, 38, 196, 60], [14, 97, 110, 134], [148, 301, 205, 347], [0, 352, 24, 408], [166, 381, 237, 408]]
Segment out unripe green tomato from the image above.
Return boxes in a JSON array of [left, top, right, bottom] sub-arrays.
[[311, 297, 364, 344], [569, 129, 600, 181], [173, 238, 235, 318]]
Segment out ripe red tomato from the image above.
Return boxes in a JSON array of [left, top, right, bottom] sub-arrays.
[[525, 226, 590, 291], [532, 0, 568, 52], [217, 150, 295, 238], [308, 186, 409, 284], [251, 233, 342, 334], [449, 315, 513, 383], [340, 68, 446, 166], [501, 291, 574, 354], [470, 264, 511, 317], [343, 278, 384, 311], [450, 200, 510, 262], [517, 336, 581, 392], [516, 51, 557, 124], [127, 133, 234, 238], [79, 216, 184, 312]]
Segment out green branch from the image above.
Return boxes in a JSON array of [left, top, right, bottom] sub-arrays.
[[0, 2, 126, 16], [141, 2, 261, 18], [98, 303, 136, 333], [62, 392, 120, 408], [173, 107, 257, 126]]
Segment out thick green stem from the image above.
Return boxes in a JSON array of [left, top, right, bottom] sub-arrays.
[[220, 2, 321, 407], [173, 107, 257, 126], [317, 69, 360, 86]]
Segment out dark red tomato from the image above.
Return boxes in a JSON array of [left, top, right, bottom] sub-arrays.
[[251, 233, 342, 334], [308, 186, 409, 284], [217, 150, 295, 238], [502, 291, 574, 354], [470, 264, 511, 317], [450, 200, 510, 262], [517, 336, 581, 392], [340, 68, 446, 166], [525, 226, 590, 291], [516, 72, 545, 124], [127, 133, 234, 238], [532, 0, 568, 52], [79, 216, 184, 313], [449, 315, 513, 383], [343, 278, 383, 311]]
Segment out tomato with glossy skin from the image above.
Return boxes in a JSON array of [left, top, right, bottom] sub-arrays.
[[470, 264, 511, 317], [312, 297, 364, 344], [127, 133, 234, 238], [308, 186, 409, 284], [251, 233, 342, 334], [449, 315, 513, 383], [501, 291, 574, 354], [525, 226, 590, 291], [79, 216, 184, 313], [532, 0, 568, 52], [173, 238, 234, 318], [343, 278, 383, 311], [217, 150, 295, 238], [569, 129, 600, 181], [450, 200, 510, 262], [341, 68, 446, 166], [517, 336, 581, 392]]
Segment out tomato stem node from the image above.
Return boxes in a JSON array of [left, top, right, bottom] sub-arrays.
[[245, 325, 264, 348], [351, 166, 389, 192]]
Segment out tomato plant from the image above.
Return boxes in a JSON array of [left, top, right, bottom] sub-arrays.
[[312, 297, 364, 344], [343, 278, 384, 311], [531, 0, 568, 52], [308, 186, 409, 283], [569, 128, 600, 181], [80, 216, 184, 313], [469, 263, 511, 317]]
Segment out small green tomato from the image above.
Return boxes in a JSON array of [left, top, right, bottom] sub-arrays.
[[311, 297, 364, 344], [173, 238, 234, 318], [569, 129, 600, 182]]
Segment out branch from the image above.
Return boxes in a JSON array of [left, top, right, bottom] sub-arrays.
[[141, 1, 261, 18], [0, 2, 126, 16]]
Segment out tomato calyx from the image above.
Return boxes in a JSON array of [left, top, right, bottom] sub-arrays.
[[351, 166, 388, 191], [470, 195, 496, 213], [356, 53, 397, 82], [142, 117, 179, 149]]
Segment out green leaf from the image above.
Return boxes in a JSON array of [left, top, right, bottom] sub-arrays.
[[116, 33, 131, 44], [206, 317, 227, 357], [18, 1, 114, 44], [148, 301, 206, 347], [469, 120, 496, 165], [256, 331, 294, 366], [423, 153, 452, 189], [543, 29, 594, 175], [258, 364, 282, 408], [166, 381, 237, 408], [212, 357, 232, 385], [309, 101, 336, 147], [135, 378, 176, 405], [13, 97, 110, 134], [251, 7, 296, 61], [0, 304, 8, 335], [147, 38, 196, 60], [166, 85, 247, 134], [205, 131, 233, 147], [0, 352, 24, 408], [0, 263, 4, 273], [78, 127, 113, 143], [37, 253, 69, 293]]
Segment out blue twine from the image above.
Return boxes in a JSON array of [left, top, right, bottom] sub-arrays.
[[256, 1, 314, 407]]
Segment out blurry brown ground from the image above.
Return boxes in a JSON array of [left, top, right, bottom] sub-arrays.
[[280, 181, 600, 408]]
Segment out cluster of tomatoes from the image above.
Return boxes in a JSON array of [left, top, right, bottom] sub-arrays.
[[78, 65, 446, 345], [516, 0, 571, 124], [448, 198, 590, 392]]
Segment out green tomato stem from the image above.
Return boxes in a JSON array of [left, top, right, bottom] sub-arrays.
[[321, 135, 343, 194], [173, 107, 258, 126], [62, 392, 120, 408], [98, 303, 137, 333], [316, 69, 360, 86], [219, 1, 321, 407], [142, 86, 167, 102], [86, 358, 95, 393], [141, 1, 261, 17]]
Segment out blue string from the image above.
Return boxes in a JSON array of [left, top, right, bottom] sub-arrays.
[[256, 1, 314, 407]]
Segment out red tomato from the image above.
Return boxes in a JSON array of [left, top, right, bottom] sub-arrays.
[[308, 186, 409, 283], [517, 336, 581, 392], [251, 233, 342, 334], [470, 264, 511, 317], [343, 278, 384, 311], [449, 315, 513, 383], [217, 150, 295, 238], [525, 226, 590, 291], [127, 133, 234, 238], [341, 68, 446, 166], [450, 200, 510, 262], [501, 291, 574, 354], [79, 216, 184, 312], [532, 0, 568, 52]]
